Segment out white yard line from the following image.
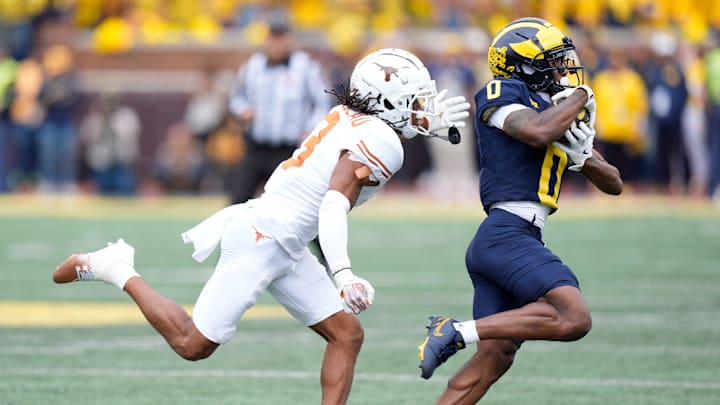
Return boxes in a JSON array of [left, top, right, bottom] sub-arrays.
[[1, 367, 719, 390]]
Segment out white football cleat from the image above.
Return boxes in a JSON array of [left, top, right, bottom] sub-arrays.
[[53, 238, 139, 289]]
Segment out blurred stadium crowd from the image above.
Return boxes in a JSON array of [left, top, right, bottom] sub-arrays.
[[1, 0, 720, 201]]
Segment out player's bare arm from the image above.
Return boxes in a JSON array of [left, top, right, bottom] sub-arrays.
[[581, 148, 623, 195], [503, 89, 588, 148]]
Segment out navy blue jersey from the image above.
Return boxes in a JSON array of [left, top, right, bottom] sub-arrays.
[[474, 78, 568, 213]]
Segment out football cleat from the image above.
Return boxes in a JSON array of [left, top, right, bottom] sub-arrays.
[[418, 316, 466, 380], [52, 238, 138, 289]]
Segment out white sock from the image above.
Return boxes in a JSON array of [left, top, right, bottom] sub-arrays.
[[453, 320, 479, 344]]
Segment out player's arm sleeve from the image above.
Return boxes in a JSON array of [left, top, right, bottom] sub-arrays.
[[487, 103, 528, 129], [318, 189, 352, 273]]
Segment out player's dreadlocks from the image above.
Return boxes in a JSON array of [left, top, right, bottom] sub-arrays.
[[325, 79, 382, 116]]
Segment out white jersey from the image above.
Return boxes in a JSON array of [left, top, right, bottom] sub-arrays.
[[253, 105, 404, 258]]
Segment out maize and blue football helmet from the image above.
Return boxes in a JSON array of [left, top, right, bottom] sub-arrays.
[[488, 17, 583, 94]]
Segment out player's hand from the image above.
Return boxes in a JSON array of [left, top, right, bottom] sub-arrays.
[[551, 85, 596, 128], [576, 85, 596, 127], [553, 121, 595, 171], [427, 89, 471, 133], [332, 268, 375, 314]]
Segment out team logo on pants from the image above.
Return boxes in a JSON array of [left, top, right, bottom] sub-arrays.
[[252, 226, 272, 242]]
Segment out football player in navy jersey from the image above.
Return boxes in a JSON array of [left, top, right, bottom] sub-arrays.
[[417, 17, 623, 403]]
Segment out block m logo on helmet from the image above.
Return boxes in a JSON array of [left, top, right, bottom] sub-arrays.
[[488, 46, 513, 78]]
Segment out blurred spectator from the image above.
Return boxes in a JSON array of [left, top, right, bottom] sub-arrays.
[[706, 46, 720, 200], [431, 0, 478, 29], [226, 10, 331, 204], [575, 34, 604, 77], [183, 70, 226, 144], [644, 31, 689, 193], [205, 116, 245, 192], [92, 17, 135, 54], [0, 1, 40, 60], [37, 44, 78, 193], [79, 91, 139, 195], [9, 57, 44, 189], [153, 122, 206, 193], [62, 0, 720, 40], [0, 44, 17, 192], [421, 43, 478, 200], [592, 48, 649, 189], [681, 43, 710, 197], [2, 0, 714, 199]]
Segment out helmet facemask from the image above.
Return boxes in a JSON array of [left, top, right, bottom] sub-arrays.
[[395, 80, 438, 139], [523, 45, 584, 94]]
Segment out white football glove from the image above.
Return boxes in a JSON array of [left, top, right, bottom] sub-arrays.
[[551, 84, 596, 128], [332, 268, 375, 314], [427, 89, 471, 133], [553, 121, 595, 171]]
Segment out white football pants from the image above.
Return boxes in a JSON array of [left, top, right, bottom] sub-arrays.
[[191, 209, 343, 344]]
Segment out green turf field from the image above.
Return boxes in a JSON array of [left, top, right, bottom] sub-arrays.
[[1, 195, 719, 404]]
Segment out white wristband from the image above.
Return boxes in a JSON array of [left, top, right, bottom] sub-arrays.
[[331, 267, 354, 289]]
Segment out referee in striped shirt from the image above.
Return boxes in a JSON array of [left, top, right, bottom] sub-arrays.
[[227, 13, 332, 204]]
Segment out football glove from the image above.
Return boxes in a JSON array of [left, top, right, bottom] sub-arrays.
[[427, 89, 471, 134], [332, 268, 375, 314], [554, 121, 595, 171], [551, 84, 596, 128]]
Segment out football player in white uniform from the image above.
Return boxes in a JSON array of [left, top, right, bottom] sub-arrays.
[[52, 48, 470, 404]]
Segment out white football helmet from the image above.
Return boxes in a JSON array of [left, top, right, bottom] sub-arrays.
[[350, 48, 437, 139]]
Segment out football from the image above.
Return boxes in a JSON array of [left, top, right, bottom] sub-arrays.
[[553, 96, 592, 126], [553, 98, 591, 145], [575, 106, 592, 125]]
